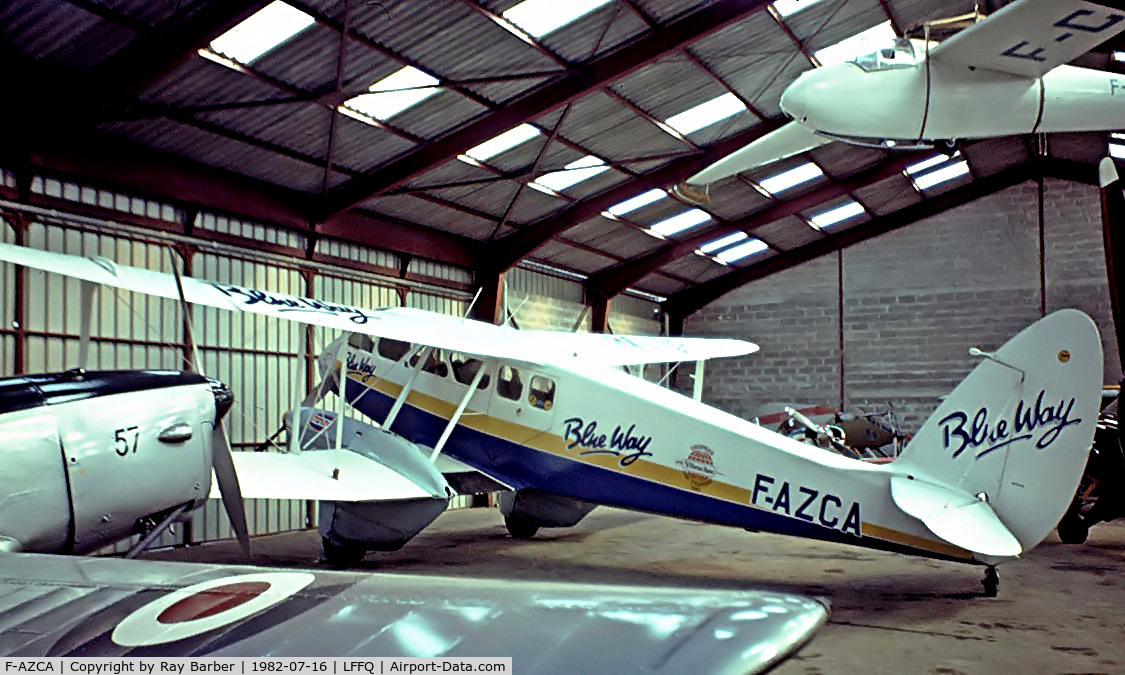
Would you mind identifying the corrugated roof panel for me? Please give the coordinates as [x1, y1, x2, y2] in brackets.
[690, 13, 805, 118]
[508, 186, 571, 224]
[425, 181, 519, 220]
[534, 2, 650, 63]
[688, 113, 762, 149]
[249, 22, 353, 93]
[786, 0, 883, 52]
[630, 0, 714, 23]
[963, 138, 1027, 177]
[852, 173, 922, 215]
[566, 222, 666, 259]
[1046, 132, 1108, 165]
[102, 118, 327, 193]
[347, 1, 559, 107]
[610, 55, 725, 122]
[703, 178, 773, 220]
[365, 194, 498, 240]
[558, 91, 688, 156]
[535, 240, 616, 273]
[142, 56, 288, 108]
[808, 143, 889, 178]
[196, 102, 331, 166]
[638, 273, 686, 295]
[484, 138, 581, 176]
[888, 0, 973, 33]
[1, 1, 133, 71]
[660, 254, 728, 282]
[388, 90, 491, 140]
[402, 159, 497, 191]
[560, 167, 633, 201]
[110, 0, 208, 26]
[330, 113, 420, 173]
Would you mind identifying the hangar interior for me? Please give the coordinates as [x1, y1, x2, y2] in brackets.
[0, 0, 1122, 553]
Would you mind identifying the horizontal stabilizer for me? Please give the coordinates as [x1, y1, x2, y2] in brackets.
[211, 450, 438, 502]
[890, 476, 1022, 558]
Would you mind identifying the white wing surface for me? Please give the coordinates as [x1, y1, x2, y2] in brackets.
[0, 242, 757, 366]
[929, 0, 1125, 78]
[682, 121, 830, 188]
[210, 450, 436, 502]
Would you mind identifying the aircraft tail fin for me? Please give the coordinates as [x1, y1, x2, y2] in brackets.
[890, 310, 1102, 557]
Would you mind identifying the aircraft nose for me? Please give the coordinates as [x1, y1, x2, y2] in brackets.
[779, 75, 810, 123]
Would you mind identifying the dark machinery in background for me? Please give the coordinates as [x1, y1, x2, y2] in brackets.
[1057, 389, 1125, 544]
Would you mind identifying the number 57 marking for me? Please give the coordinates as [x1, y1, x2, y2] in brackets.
[114, 426, 139, 456]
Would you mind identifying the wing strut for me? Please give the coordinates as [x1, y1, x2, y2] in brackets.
[384, 346, 432, 431]
[429, 360, 492, 462]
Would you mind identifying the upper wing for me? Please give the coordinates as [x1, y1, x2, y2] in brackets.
[0, 242, 757, 366]
[928, 0, 1125, 78]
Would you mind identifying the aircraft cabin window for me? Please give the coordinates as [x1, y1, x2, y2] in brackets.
[528, 375, 555, 411]
[497, 366, 523, 401]
[377, 337, 412, 362]
[410, 348, 449, 377]
[851, 39, 915, 72]
[348, 333, 374, 353]
[449, 352, 490, 390]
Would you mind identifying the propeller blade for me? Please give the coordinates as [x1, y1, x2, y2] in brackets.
[211, 421, 251, 557]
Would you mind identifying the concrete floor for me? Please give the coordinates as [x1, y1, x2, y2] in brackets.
[147, 506, 1125, 674]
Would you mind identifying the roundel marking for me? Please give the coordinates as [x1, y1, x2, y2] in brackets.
[112, 572, 315, 647]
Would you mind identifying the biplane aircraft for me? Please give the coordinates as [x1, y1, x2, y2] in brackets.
[677, 0, 1125, 201]
[0, 240, 1104, 596]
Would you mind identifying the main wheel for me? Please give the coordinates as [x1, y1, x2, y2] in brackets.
[321, 536, 366, 567]
[504, 514, 540, 539]
[1057, 512, 1090, 545]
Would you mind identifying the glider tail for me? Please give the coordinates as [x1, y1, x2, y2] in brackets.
[890, 310, 1102, 558]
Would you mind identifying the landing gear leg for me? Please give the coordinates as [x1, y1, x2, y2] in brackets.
[981, 565, 999, 597]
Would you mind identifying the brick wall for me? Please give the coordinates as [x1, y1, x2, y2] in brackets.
[685, 179, 1120, 433]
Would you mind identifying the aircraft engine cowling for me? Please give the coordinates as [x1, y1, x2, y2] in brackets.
[0, 370, 223, 554]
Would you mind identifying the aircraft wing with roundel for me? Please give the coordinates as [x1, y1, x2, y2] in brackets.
[0, 242, 757, 366]
[928, 0, 1125, 79]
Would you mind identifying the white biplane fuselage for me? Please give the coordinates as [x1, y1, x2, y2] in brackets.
[324, 313, 1097, 566]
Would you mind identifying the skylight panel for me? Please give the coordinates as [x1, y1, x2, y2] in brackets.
[344, 66, 440, 121]
[758, 162, 823, 196]
[531, 155, 609, 193]
[772, 0, 826, 18]
[906, 151, 961, 176]
[665, 93, 747, 136]
[208, 1, 315, 65]
[1109, 142, 1125, 160]
[716, 239, 769, 264]
[814, 21, 895, 67]
[605, 189, 666, 217]
[650, 209, 711, 237]
[462, 124, 541, 162]
[698, 231, 749, 254]
[809, 201, 865, 230]
[912, 160, 970, 190]
[503, 0, 613, 38]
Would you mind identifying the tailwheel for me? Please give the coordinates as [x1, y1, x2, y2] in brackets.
[504, 514, 540, 539]
[981, 566, 999, 598]
[321, 536, 367, 567]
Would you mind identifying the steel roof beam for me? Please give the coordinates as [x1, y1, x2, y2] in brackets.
[663, 162, 1036, 316]
[6, 135, 478, 268]
[311, 0, 773, 222]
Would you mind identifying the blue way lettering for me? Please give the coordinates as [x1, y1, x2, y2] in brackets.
[209, 283, 377, 324]
[939, 389, 1082, 460]
[562, 417, 653, 467]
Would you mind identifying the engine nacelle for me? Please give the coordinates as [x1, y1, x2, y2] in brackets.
[0, 370, 224, 554]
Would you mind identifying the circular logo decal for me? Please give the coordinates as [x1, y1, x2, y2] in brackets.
[112, 572, 315, 647]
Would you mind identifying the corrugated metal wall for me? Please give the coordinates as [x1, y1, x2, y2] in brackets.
[506, 264, 662, 337]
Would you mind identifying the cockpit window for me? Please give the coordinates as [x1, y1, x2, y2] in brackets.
[377, 337, 411, 362]
[410, 348, 448, 378]
[449, 352, 491, 390]
[851, 39, 916, 72]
